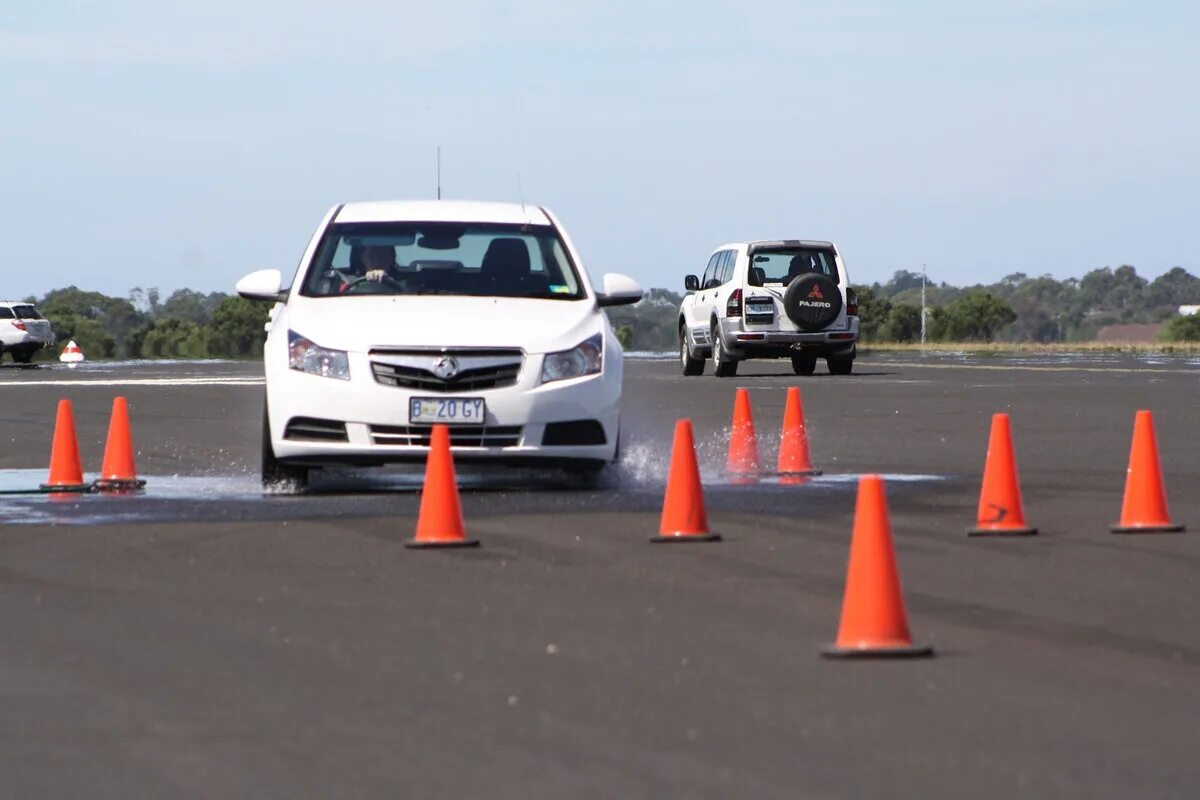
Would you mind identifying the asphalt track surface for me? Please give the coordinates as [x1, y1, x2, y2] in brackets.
[1, 353, 1198, 798]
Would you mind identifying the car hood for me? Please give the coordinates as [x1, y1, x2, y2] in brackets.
[283, 295, 602, 353]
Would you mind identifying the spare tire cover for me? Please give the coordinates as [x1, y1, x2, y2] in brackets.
[783, 274, 843, 331]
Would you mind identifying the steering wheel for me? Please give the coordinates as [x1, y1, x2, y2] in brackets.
[338, 273, 407, 294]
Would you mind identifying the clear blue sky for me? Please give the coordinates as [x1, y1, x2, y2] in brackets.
[4, 1, 1198, 299]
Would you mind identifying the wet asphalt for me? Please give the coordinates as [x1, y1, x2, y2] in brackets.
[0, 353, 1198, 798]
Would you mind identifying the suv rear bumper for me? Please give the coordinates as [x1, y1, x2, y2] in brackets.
[715, 321, 858, 358]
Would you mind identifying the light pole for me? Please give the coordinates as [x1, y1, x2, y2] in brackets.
[920, 264, 927, 346]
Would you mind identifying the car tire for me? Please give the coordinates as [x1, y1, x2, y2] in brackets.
[261, 402, 309, 491]
[711, 323, 738, 377]
[782, 274, 843, 331]
[11, 346, 35, 364]
[679, 324, 705, 376]
[827, 356, 854, 375]
[791, 353, 817, 376]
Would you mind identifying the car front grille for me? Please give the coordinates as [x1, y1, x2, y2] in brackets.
[369, 348, 524, 393]
[369, 425, 523, 448]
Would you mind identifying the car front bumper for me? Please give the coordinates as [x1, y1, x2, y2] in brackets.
[266, 350, 621, 467]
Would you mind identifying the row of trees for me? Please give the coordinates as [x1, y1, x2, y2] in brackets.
[30, 287, 269, 360]
[20, 263, 1200, 360]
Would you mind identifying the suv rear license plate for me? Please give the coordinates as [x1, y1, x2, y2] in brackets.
[409, 397, 486, 425]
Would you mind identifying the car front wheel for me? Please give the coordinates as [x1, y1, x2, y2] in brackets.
[679, 325, 705, 376]
[827, 356, 854, 375]
[261, 403, 309, 491]
[712, 324, 738, 377]
[792, 353, 817, 376]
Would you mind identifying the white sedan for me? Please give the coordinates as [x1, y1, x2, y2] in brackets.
[237, 200, 642, 489]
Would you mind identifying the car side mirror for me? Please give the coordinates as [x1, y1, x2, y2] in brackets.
[596, 272, 643, 307]
[236, 269, 287, 302]
[684, 274, 699, 292]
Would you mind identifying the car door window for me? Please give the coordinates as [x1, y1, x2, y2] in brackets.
[701, 253, 722, 289]
[718, 250, 736, 285]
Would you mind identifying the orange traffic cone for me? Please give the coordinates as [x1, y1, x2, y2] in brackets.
[406, 425, 479, 548]
[823, 475, 933, 658]
[95, 396, 147, 491]
[777, 387, 821, 480]
[1111, 410, 1184, 534]
[42, 398, 90, 492]
[653, 419, 721, 543]
[968, 413, 1037, 536]
[726, 388, 760, 480]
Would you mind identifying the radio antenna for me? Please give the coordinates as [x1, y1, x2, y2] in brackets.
[436, 146, 442, 200]
[517, 172, 526, 215]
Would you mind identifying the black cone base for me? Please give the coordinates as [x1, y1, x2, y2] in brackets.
[650, 532, 722, 543]
[821, 643, 935, 659]
[968, 525, 1038, 537]
[1110, 523, 1185, 534]
[404, 538, 481, 549]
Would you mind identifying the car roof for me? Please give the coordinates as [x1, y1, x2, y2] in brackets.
[334, 200, 552, 226]
[748, 239, 835, 249]
[0, 301, 37, 306]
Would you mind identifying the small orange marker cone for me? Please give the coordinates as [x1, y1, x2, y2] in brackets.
[823, 475, 933, 658]
[777, 387, 821, 480]
[726, 388, 760, 480]
[653, 419, 721, 543]
[95, 396, 147, 491]
[42, 398, 90, 492]
[968, 413, 1036, 536]
[1111, 410, 1184, 534]
[406, 424, 479, 548]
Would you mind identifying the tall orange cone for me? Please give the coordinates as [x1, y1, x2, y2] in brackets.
[42, 398, 90, 492]
[726, 388, 760, 480]
[968, 413, 1037, 536]
[777, 387, 821, 480]
[1111, 410, 1184, 533]
[823, 475, 933, 658]
[406, 424, 479, 548]
[653, 419, 721, 543]
[95, 396, 147, 491]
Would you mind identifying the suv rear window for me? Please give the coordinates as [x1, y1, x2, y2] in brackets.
[0, 307, 13, 319]
[13, 306, 42, 320]
[748, 248, 839, 287]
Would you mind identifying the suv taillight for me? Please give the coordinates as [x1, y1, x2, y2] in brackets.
[726, 288, 742, 318]
[846, 289, 859, 317]
[11, 320, 26, 331]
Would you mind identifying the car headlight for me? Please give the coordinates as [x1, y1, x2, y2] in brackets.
[288, 330, 350, 380]
[541, 333, 603, 384]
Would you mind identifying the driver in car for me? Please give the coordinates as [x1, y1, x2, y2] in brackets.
[362, 245, 405, 283]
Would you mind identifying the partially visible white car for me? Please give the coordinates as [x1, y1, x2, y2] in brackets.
[0, 302, 55, 363]
[237, 200, 642, 489]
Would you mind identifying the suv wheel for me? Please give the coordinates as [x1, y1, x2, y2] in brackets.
[10, 346, 35, 364]
[827, 356, 854, 376]
[679, 324, 704, 376]
[791, 353, 817, 376]
[711, 323, 738, 377]
[261, 403, 309, 491]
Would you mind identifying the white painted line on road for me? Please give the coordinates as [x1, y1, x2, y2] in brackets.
[861, 360, 1200, 375]
[0, 377, 264, 388]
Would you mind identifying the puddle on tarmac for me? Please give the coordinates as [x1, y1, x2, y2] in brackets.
[0, 465, 948, 527]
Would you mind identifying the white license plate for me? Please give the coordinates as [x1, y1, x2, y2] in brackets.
[409, 397, 486, 425]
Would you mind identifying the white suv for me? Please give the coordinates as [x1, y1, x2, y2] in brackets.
[0, 302, 55, 363]
[677, 240, 859, 377]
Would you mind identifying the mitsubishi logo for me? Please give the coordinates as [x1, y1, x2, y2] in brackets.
[808, 285, 824, 299]
[432, 355, 459, 379]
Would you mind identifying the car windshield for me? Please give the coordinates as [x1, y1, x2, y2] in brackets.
[301, 222, 586, 300]
[747, 248, 839, 287]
